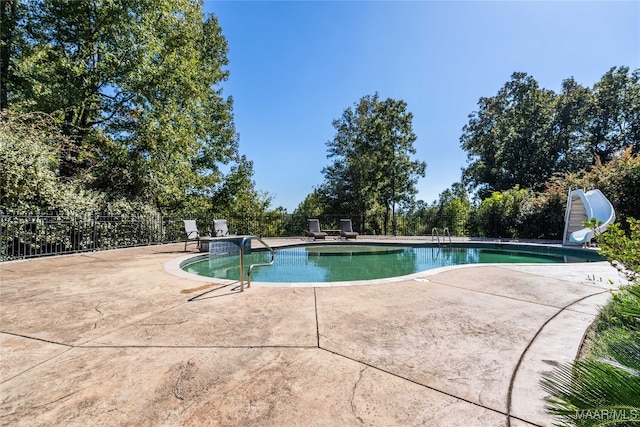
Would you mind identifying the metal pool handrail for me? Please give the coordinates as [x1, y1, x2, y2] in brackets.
[203, 235, 275, 291]
[431, 227, 440, 244]
[245, 236, 275, 290]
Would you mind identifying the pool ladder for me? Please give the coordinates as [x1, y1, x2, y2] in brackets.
[431, 227, 452, 246]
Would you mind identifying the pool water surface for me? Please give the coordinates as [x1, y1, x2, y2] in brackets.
[181, 244, 604, 283]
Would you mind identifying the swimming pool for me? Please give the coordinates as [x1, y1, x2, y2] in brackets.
[180, 243, 605, 283]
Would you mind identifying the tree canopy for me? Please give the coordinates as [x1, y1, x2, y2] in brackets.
[2, 0, 240, 212]
[317, 93, 426, 231]
[461, 67, 640, 199]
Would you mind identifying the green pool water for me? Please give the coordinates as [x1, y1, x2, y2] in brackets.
[180, 243, 604, 283]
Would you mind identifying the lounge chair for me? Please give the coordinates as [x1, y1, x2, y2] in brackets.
[339, 219, 359, 239]
[306, 219, 328, 240]
[183, 219, 201, 251]
[213, 219, 230, 237]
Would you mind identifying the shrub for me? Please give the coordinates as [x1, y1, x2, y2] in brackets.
[541, 218, 640, 426]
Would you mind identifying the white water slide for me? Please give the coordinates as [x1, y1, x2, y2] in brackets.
[563, 189, 616, 245]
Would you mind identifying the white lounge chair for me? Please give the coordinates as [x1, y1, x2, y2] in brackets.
[183, 220, 201, 251]
[213, 219, 230, 237]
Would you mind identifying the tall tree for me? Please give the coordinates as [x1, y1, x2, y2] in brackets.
[321, 93, 426, 233]
[7, 0, 237, 210]
[588, 66, 640, 162]
[210, 155, 272, 217]
[549, 77, 592, 173]
[461, 72, 557, 198]
[461, 68, 640, 200]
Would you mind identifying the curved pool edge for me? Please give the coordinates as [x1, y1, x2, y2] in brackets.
[164, 253, 239, 285]
[164, 240, 610, 288]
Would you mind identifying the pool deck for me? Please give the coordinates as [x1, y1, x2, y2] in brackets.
[0, 237, 629, 426]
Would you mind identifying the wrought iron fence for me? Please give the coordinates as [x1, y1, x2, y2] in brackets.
[0, 212, 185, 261]
[1, 210, 562, 261]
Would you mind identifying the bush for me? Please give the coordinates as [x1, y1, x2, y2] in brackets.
[541, 218, 640, 426]
[473, 186, 529, 238]
[0, 112, 65, 211]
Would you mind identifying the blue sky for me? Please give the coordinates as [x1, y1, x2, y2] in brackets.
[203, 1, 640, 211]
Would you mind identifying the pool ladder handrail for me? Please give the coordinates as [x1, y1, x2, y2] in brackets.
[431, 227, 452, 246]
[244, 236, 275, 290]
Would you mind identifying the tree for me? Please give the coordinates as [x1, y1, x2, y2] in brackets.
[472, 186, 530, 238]
[0, 111, 65, 210]
[461, 72, 556, 198]
[433, 183, 472, 236]
[320, 93, 426, 234]
[0, 110, 107, 213]
[209, 155, 273, 233]
[292, 190, 327, 235]
[549, 77, 592, 173]
[588, 66, 640, 162]
[461, 68, 640, 200]
[6, 0, 238, 210]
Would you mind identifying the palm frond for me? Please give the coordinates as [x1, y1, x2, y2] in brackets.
[541, 336, 640, 427]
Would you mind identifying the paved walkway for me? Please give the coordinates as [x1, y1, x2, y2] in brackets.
[0, 239, 627, 426]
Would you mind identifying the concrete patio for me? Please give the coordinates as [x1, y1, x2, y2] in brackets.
[0, 238, 627, 426]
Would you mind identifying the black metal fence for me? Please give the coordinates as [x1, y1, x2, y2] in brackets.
[0, 212, 184, 261]
[1, 210, 562, 261]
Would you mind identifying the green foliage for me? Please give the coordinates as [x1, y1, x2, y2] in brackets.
[6, 0, 239, 211]
[595, 286, 640, 334]
[542, 282, 640, 426]
[292, 190, 329, 234]
[540, 336, 640, 427]
[0, 111, 63, 210]
[587, 149, 640, 229]
[403, 183, 471, 236]
[597, 218, 640, 281]
[589, 67, 640, 161]
[472, 186, 530, 238]
[541, 218, 640, 426]
[0, 0, 21, 109]
[461, 72, 558, 197]
[461, 67, 640, 198]
[209, 156, 273, 229]
[319, 93, 426, 234]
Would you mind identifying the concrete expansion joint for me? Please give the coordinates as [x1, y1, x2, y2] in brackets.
[1, 331, 71, 349]
[318, 345, 509, 419]
[427, 277, 606, 311]
[505, 290, 610, 425]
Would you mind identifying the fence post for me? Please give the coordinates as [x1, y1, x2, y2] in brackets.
[92, 212, 98, 252]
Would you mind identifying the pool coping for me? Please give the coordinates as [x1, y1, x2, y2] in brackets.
[164, 239, 607, 288]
